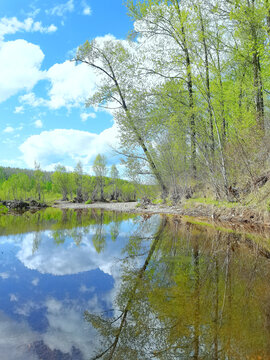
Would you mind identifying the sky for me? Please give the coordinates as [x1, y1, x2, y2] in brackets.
[0, 0, 133, 173]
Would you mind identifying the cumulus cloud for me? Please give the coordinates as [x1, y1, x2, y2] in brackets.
[14, 106, 24, 114]
[46, 61, 96, 109]
[3, 126, 14, 133]
[0, 311, 40, 360]
[19, 92, 47, 107]
[34, 120, 43, 128]
[32, 278, 39, 286]
[19, 125, 119, 169]
[0, 272, 9, 279]
[0, 306, 96, 360]
[46, 0, 74, 16]
[82, 1, 92, 16]
[20, 61, 96, 110]
[80, 112, 96, 122]
[15, 226, 130, 276]
[43, 298, 98, 358]
[0, 39, 45, 103]
[10, 294, 18, 302]
[17, 35, 129, 112]
[83, 6, 91, 15]
[0, 16, 57, 40]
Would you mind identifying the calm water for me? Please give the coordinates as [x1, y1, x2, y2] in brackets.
[1, 208, 270, 359]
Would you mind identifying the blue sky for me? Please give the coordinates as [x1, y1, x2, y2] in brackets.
[0, 0, 133, 173]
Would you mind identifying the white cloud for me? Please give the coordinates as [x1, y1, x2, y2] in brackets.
[20, 61, 96, 110]
[0, 16, 57, 40]
[17, 35, 131, 112]
[0, 311, 40, 360]
[32, 22, 57, 33]
[3, 126, 14, 133]
[19, 125, 119, 168]
[19, 92, 47, 107]
[83, 7, 91, 15]
[15, 228, 130, 276]
[34, 120, 43, 128]
[80, 284, 95, 293]
[14, 106, 24, 114]
[0, 39, 45, 103]
[82, 1, 92, 16]
[0, 305, 96, 359]
[46, 61, 96, 109]
[32, 278, 39, 286]
[0, 272, 9, 279]
[47, 0, 74, 16]
[10, 294, 18, 302]
[80, 112, 96, 122]
[26, 8, 41, 18]
[43, 298, 97, 358]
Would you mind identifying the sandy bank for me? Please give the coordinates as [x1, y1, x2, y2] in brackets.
[52, 201, 178, 214]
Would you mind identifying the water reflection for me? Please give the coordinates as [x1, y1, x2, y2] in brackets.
[0, 208, 140, 360]
[1, 209, 270, 359]
[86, 217, 270, 360]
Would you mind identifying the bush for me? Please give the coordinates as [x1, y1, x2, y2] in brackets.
[0, 204, 8, 214]
[152, 198, 163, 205]
[85, 199, 92, 204]
[166, 199, 173, 206]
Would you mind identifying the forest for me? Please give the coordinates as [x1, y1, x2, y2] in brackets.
[73, 0, 270, 207]
[0, 155, 139, 203]
[3, 0, 270, 209]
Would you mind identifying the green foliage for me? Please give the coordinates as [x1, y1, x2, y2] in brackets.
[0, 163, 141, 204]
[52, 165, 74, 201]
[93, 154, 107, 201]
[75, 0, 270, 203]
[0, 205, 8, 214]
[0, 207, 137, 237]
[152, 198, 163, 205]
[184, 197, 239, 209]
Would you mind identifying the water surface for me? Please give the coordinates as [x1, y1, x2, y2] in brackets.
[1, 208, 270, 359]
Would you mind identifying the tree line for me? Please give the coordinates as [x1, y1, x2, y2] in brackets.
[75, 0, 270, 202]
[0, 155, 138, 203]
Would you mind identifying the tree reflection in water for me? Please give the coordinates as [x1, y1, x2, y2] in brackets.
[85, 217, 270, 360]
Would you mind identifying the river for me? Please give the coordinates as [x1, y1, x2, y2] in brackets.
[0, 207, 269, 359]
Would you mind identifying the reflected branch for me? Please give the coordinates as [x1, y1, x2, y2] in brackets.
[87, 217, 167, 360]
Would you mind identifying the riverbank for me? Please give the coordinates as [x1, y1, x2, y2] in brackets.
[53, 200, 270, 229]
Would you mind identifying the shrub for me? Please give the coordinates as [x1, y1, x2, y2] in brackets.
[0, 204, 8, 214]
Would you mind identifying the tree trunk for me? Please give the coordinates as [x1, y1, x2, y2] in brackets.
[174, 1, 197, 178]
[89, 217, 167, 360]
[216, 30, 226, 141]
[197, 5, 215, 156]
[266, 0, 270, 38]
[249, 0, 265, 130]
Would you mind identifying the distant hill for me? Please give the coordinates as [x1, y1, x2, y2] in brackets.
[0, 166, 53, 181]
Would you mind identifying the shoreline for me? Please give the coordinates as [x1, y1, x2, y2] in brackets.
[53, 200, 270, 232]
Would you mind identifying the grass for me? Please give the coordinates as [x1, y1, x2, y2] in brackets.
[183, 215, 234, 233]
[184, 197, 239, 209]
[183, 215, 270, 250]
